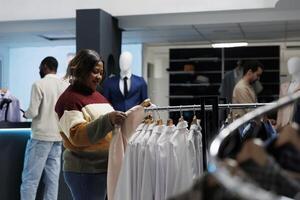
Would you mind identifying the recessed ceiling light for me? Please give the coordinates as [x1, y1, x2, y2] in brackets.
[211, 42, 248, 48]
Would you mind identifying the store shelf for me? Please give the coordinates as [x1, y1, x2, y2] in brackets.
[169, 95, 223, 99]
[169, 46, 280, 109]
[170, 57, 220, 62]
[170, 83, 220, 87]
[224, 57, 279, 61]
[168, 71, 222, 74]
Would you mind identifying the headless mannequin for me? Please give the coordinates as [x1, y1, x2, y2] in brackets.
[276, 57, 300, 130]
[287, 57, 300, 92]
[102, 51, 148, 112]
[119, 51, 133, 96]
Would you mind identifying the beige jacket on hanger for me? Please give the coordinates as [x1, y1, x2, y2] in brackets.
[276, 82, 300, 130]
[107, 105, 145, 200]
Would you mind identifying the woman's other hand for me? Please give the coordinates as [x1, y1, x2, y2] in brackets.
[109, 111, 127, 125]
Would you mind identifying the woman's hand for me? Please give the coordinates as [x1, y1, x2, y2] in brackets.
[109, 111, 127, 125]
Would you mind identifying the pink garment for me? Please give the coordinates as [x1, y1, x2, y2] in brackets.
[107, 105, 145, 200]
[276, 82, 300, 130]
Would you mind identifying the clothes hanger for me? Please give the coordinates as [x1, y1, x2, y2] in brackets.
[0, 88, 8, 96]
[155, 113, 163, 126]
[225, 105, 233, 125]
[178, 105, 184, 122]
[153, 108, 163, 125]
[167, 119, 174, 126]
[236, 139, 268, 167]
[141, 98, 151, 108]
[166, 106, 174, 126]
[191, 105, 197, 125]
[276, 122, 300, 151]
[143, 113, 154, 124]
[141, 98, 154, 124]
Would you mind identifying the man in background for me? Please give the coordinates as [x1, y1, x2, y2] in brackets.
[20, 57, 67, 200]
[232, 60, 264, 120]
[219, 60, 263, 103]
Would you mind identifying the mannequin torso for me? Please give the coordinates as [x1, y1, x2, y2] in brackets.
[102, 51, 148, 112]
[276, 57, 300, 130]
[287, 57, 300, 93]
[119, 51, 133, 96]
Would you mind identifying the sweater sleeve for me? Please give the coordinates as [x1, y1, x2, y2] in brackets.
[25, 83, 42, 119]
[58, 109, 113, 147]
[86, 113, 113, 144]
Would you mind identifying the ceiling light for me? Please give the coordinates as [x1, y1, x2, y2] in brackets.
[211, 42, 248, 48]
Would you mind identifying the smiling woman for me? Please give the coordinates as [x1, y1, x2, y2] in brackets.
[55, 49, 127, 200]
[68, 50, 104, 92]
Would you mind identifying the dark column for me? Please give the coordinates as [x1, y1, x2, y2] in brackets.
[76, 9, 122, 76]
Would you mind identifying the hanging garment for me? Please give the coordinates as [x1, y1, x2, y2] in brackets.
[241, 120, 277, 142]
[165, 120, 194, 199]
[276, 81, 300, 130]
[0, 90, 21, 122]
[107, 105, 144, 200]
[140, 124, 165, 200]
[265, 136, 300, 173]
[114, 123, 148, 200]
[168, 173, 243, 200]
[116, 119, 198, 200]
[293, 101, 300, 124]
[239, 158, 300, 198]
[136, 123, 156, 200]
[187, 122, 203, 179]
[155, 125, 176, 200]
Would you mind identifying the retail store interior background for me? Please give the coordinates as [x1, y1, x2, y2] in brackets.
[1, 0, 300, 199]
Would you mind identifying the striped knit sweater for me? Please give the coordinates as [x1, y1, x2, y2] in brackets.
[55, 83, 114, 173]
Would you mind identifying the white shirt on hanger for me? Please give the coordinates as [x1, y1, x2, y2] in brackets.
[187, 122, 203, 179]
[140, 124, 165, 200]
[155, 125, 175, 200]
[136, 123, 155, 200]
[165, 120, 194, 199]
[114, 123, 145, 200]
[107, 105, 144, 200]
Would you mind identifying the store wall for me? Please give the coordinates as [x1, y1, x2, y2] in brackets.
[8, 46, 75, 109]
[1, 43, 142, 111]
[0, 47, 10, 89]
[122, 44, 142, 76]
[143, 45, 171, 121]
[280, 45, 300, 82]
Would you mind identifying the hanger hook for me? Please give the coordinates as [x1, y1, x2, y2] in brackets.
[155, 109, 161, 120]
[193, 104, 196, 117]
[180, 105, 183, 118]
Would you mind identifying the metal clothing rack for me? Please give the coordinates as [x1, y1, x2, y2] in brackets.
[144, 103, 274, 112]
[209, 91, 300, 200]
[145, 100, 275, 170]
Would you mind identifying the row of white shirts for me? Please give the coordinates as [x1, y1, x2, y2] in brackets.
[114, 120, 203, 200]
